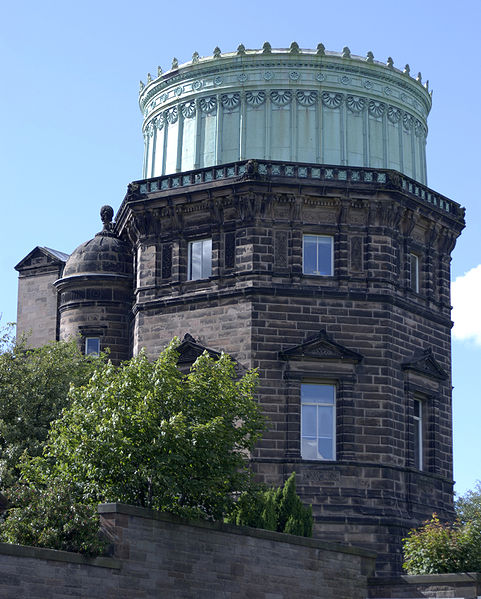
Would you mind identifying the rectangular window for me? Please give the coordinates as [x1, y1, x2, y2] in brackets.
[85, 337, 100, 356]
[188, 238, 212, 280]
[303, 235, 333, 276]
[301, 383, 336, 460]
[409, 253, 419, 293]
[413, 398, 423, 470]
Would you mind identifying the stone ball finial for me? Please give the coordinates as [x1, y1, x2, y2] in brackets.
[342, 46, 351, 58]
[100, 205, 114, 228]
[366, 51, 374, 63]
[316, 43, 325, 56]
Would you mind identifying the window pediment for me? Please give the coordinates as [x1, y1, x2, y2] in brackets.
[402, 348, 448, 381]
[279, 330, 363, 363]
[176, 333, 221, 364]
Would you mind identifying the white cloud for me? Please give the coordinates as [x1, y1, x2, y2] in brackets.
[452, 264, 481, 345]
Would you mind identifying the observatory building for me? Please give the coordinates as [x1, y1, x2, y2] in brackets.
[15, 44, 465, 573]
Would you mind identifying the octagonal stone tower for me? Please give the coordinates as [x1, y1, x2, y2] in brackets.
[113, 44, 464, 575]
[140, 44, 430, 184]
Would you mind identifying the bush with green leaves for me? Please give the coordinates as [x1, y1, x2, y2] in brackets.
[403, 514, 481, 574]
[1, 479, 106, 555]
[0, 335, 105, 493]
[232, 472, 313, 537]
[1, 340, 265, 553]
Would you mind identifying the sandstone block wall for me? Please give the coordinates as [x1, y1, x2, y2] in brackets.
[0, 503, 377, 599]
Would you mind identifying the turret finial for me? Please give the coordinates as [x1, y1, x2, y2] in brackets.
[289, 41, 300, 54]
[262, 41, 272, 54]
[100, 205, 114, 231]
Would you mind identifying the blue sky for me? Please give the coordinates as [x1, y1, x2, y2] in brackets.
[1, 0, 480, 496]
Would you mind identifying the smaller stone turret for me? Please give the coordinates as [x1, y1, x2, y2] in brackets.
[54, 206, 133, 362]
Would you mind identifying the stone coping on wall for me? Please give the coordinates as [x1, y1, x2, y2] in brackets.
[368, 572, 481, 585]
[0, 541, 120, 569]
[98, 502, 378, 559]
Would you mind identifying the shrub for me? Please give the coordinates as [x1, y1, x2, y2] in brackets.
[403, 514, 481, 574]
[0, 480, 106, 556]
[232, 472, 313, 537]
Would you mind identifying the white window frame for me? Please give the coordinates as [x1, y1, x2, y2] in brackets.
[301, 383, 336, 461]
[409, 253, 419, 293]
[413, 397, 423, 470]
[85, 337, 100, 356]
[188, 238, 212, 281]
[302, 234, 333, 276]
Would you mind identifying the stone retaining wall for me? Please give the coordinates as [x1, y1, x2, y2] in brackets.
[0, 502, 376, 598]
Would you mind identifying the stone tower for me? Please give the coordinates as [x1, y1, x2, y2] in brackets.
[16, 44, 465, 574]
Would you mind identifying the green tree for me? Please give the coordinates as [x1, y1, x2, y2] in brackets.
[0, 337, 104, 493]
[233, 472, 313, 537]
[403, 514, 481, 574]
[456, 481, 481, 524]
[1, 341, 265, 553]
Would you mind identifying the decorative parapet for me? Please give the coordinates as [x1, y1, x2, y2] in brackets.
[118, 159, 464, 222]
[139, 45, 432, 184]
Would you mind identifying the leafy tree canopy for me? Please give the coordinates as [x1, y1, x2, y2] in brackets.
[456, 481, 481, 524]
[403, 514, 481, 574]
[0, 334, 105, 492]
[1, 340, 265, 554]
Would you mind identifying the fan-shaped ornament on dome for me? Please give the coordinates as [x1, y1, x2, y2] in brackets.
[246, 90, 266, 106]
[199, 96, 217, 114]
[296, 90, 318, 106]
[271, 90, 292, 106]
[181, 101, 196, 119]
[322, 92, 343, 109]
[368, 100, 385, 118]
[347, 95, 366, 113]
[221, 93, 240, 110]
[387, 106, 401, 124]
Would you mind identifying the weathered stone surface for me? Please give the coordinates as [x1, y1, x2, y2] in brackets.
[0, 503, 377, 598]
[114, 168, 464, 574]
